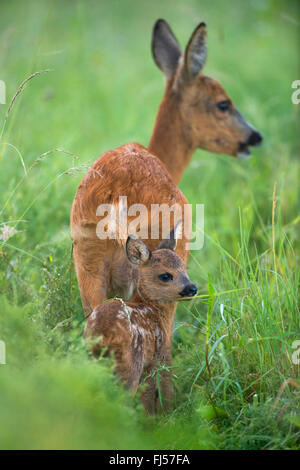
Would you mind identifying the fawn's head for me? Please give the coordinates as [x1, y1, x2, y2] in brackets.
[152, 19, 262, 159]
[126, 222, 197, 304]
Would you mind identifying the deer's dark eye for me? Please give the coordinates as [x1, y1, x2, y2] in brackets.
[217, 101, 230, 112]
[158, 273, 173, 282]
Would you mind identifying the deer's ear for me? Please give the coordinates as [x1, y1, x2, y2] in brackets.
[152, 19, 182, 79]
[183, 22, 207, 82]
[157, 220, 182, 251]
[126, 235, 150, 265]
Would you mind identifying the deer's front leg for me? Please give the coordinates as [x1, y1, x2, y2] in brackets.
[140, 370, 156, 414]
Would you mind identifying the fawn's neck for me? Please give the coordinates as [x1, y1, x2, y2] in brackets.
[148, 82, 194, 185]
[132, 289, 177, 345]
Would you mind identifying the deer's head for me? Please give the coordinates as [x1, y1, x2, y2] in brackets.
[152, 19, 262, 159]
[126, 222, 197, 303]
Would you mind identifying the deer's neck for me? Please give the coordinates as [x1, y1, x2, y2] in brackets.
[148, 85, 194, 185]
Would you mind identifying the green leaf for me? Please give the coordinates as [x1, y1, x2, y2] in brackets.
[286, 415, 300, 429]
[196, 405, 228, 421]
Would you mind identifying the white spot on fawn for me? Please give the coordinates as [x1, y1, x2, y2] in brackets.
[90, 309, 97, 321]
[155, 326, 163, 349]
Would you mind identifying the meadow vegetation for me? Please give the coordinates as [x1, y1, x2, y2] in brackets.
[0, 0, 299, 449]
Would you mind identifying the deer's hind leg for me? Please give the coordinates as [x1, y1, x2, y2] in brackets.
[115, 337, 144, 394]
[140, 372, 156, 414]
[72, 237, 111, 316]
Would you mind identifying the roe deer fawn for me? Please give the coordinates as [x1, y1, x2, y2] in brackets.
[71, 20, 263, 317]
[86, 223, 197, 413]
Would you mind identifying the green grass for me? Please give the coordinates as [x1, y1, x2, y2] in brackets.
[0, 0, 299, 450]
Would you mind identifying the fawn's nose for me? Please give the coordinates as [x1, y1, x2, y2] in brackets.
[247, 131, 263, 147]
[179, 283, 198, 298]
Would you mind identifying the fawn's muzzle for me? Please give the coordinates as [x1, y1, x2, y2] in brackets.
[179, 283, 198, 298]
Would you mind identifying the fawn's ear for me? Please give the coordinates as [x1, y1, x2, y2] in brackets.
[152, 19, 182, 79]
[126, 235, 150, 265]
[157, 220, 182, 251]
[183, 22, 207, 82]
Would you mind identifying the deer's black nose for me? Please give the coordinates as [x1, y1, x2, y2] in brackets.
[180, 283, 198, 298]
[247, 131, 263, 147]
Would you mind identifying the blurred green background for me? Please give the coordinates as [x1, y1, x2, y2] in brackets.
[0, 0, 299, 449]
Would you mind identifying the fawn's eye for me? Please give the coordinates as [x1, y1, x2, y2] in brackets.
[158, 273, 173, 282]
[217, 101, 230, 112]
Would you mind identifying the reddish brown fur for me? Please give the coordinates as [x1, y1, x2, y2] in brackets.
[85, 243, 196, 413]
[149, 74, 254, 184]
[71, 143, 190, 316]
[70, 21, 262, 410]
[149, 21, 262, 184]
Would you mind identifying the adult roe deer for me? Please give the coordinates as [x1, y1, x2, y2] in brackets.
[71, 19, 263, 313]
[86, 224, 197, 413]
[149, 19, 262, 184]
